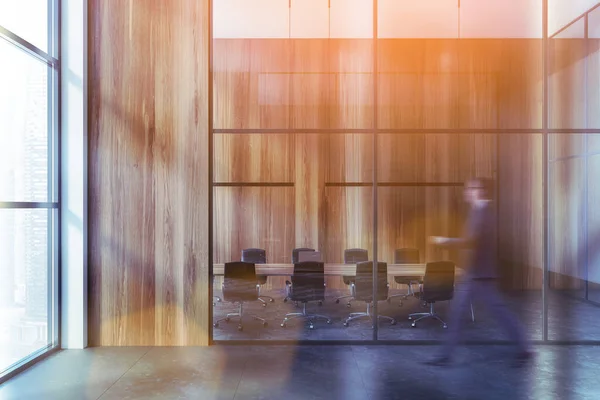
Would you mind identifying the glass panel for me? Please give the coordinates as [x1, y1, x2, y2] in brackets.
[375, 133, 542, 341]
[329, 0, 373, 39]
[588, 154, 600, 305]
[0, 208, 51, 373]
[0, 39, 49, 202]
[212, 133, 374, 341]
[460, 0, 542, 38]
[549, 0, 599, 37]
[0, 0, 49, 53]
[290, 0, 329, 38]
[377, 0, 458, 39]
[497, 133, 543, 341]
[549, 17, 586, 130]
[212, 0, 289, 39]
[213, 37, 373, 130]
[547, 133, 600, 340]
[588, 8, 600, 128]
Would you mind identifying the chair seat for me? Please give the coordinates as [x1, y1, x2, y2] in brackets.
[414, 291, 452, 303]
[394, 276, 422, 284]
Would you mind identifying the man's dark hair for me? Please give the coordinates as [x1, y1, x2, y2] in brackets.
[467, 177, 494, 200]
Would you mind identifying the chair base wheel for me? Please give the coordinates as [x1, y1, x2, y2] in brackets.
[262, 303, 267, 307]
[442, 324, 448, 329]
[237, 325, 243, 331]
[408, 316, 412, 320]
[263, 322, 268, 327]
[335, 299, 340, 304]
[225, 317, 230, 322]
[411, 322, 416, 327]
[391, 320, 397, 325]
[213, 323, 219, 328]
[346, 303, 351, 308]
[281, 323, 286, 328]
[283, 298, 288, 303]
[308, 324, 314, 329]
[343, 322, 349, 327]
[326, 320, 332, 324]
[318, 301, 322, 306]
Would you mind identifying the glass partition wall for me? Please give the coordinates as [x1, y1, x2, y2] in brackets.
[0, 1, 60, 380]
[210, 0, 599, 343]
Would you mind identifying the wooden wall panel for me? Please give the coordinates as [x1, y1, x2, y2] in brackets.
[327, 134, 373, 183]
[213, 134, 294, 183]
[377, 135, 425, 182]
[89, 0, 210, 346]
[329, 40, 373, 129]
[213, 40, 290, 129]
[498, 135, 543, 290]
[295, 134, 326, 249]
[213, 187, 295, 265]
[322, 187, 373, 263]
[377, 40, 459, 129]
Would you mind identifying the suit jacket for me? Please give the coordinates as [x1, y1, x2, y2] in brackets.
[443, 201, 498, 279]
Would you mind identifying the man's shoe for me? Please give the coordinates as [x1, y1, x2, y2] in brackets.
[423, 356, 452, 367]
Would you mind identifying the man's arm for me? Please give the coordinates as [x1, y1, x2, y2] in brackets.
[430, 207, 485, 249]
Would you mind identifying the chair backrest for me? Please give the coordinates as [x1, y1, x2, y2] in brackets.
[290, 261, 325, 302]
[394, 248, 420, 264]
[292, 247, 315, 263]
[422, 261, 455, 302]
[354, 261, 389, 302]
[344, 248, 368, 264]
[298, 250, 322, 262]
[241, 248, 266, 264]
[222, 261, 258, 302]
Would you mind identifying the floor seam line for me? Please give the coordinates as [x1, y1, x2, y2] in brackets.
[232, 353, 249, 400]
[350, 345, 368, 394]
[95, 347, 152, 400]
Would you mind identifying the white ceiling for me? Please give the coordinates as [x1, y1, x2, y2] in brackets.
[212, 0, 599, 39]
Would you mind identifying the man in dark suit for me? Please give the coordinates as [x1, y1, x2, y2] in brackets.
[426, 177, 533, 367]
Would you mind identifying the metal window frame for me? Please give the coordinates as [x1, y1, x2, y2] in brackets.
[0, 0, 61, 384]
[208, 0, 600, 346]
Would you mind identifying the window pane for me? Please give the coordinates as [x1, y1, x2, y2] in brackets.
[0, 0, 49, 53]
[0, 208, 51, 374]
[0, 39, 49, 202]
[460, 0, 542, 38]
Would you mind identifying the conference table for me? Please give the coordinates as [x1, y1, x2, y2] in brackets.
[212, 263, 465, 278]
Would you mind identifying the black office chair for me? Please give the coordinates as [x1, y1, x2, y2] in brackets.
[281, 261, 331, 329]
[241, 248, 274, 307]
[286, 248, 316, 305]
[292, 247, 315, 263]
[335, 248, 368, 307]
[408, 261, 455, 328]
[212, 276, 222, 306]
[343, 261, 396, 327]
[388, 248, 422, 306]
[213, 262, 267, 331]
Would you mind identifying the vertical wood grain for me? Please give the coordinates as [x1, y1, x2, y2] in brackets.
[89, 0, 209, 346]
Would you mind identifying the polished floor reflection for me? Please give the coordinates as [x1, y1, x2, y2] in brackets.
[1, 345, 599, 399]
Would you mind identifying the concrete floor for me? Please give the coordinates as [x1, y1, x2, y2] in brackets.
[0, 344, 599, 400]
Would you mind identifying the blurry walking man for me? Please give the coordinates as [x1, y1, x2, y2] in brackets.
[426, 177, 533, 367]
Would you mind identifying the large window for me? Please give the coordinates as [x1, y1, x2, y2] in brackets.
[0, 1, 59, 379]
